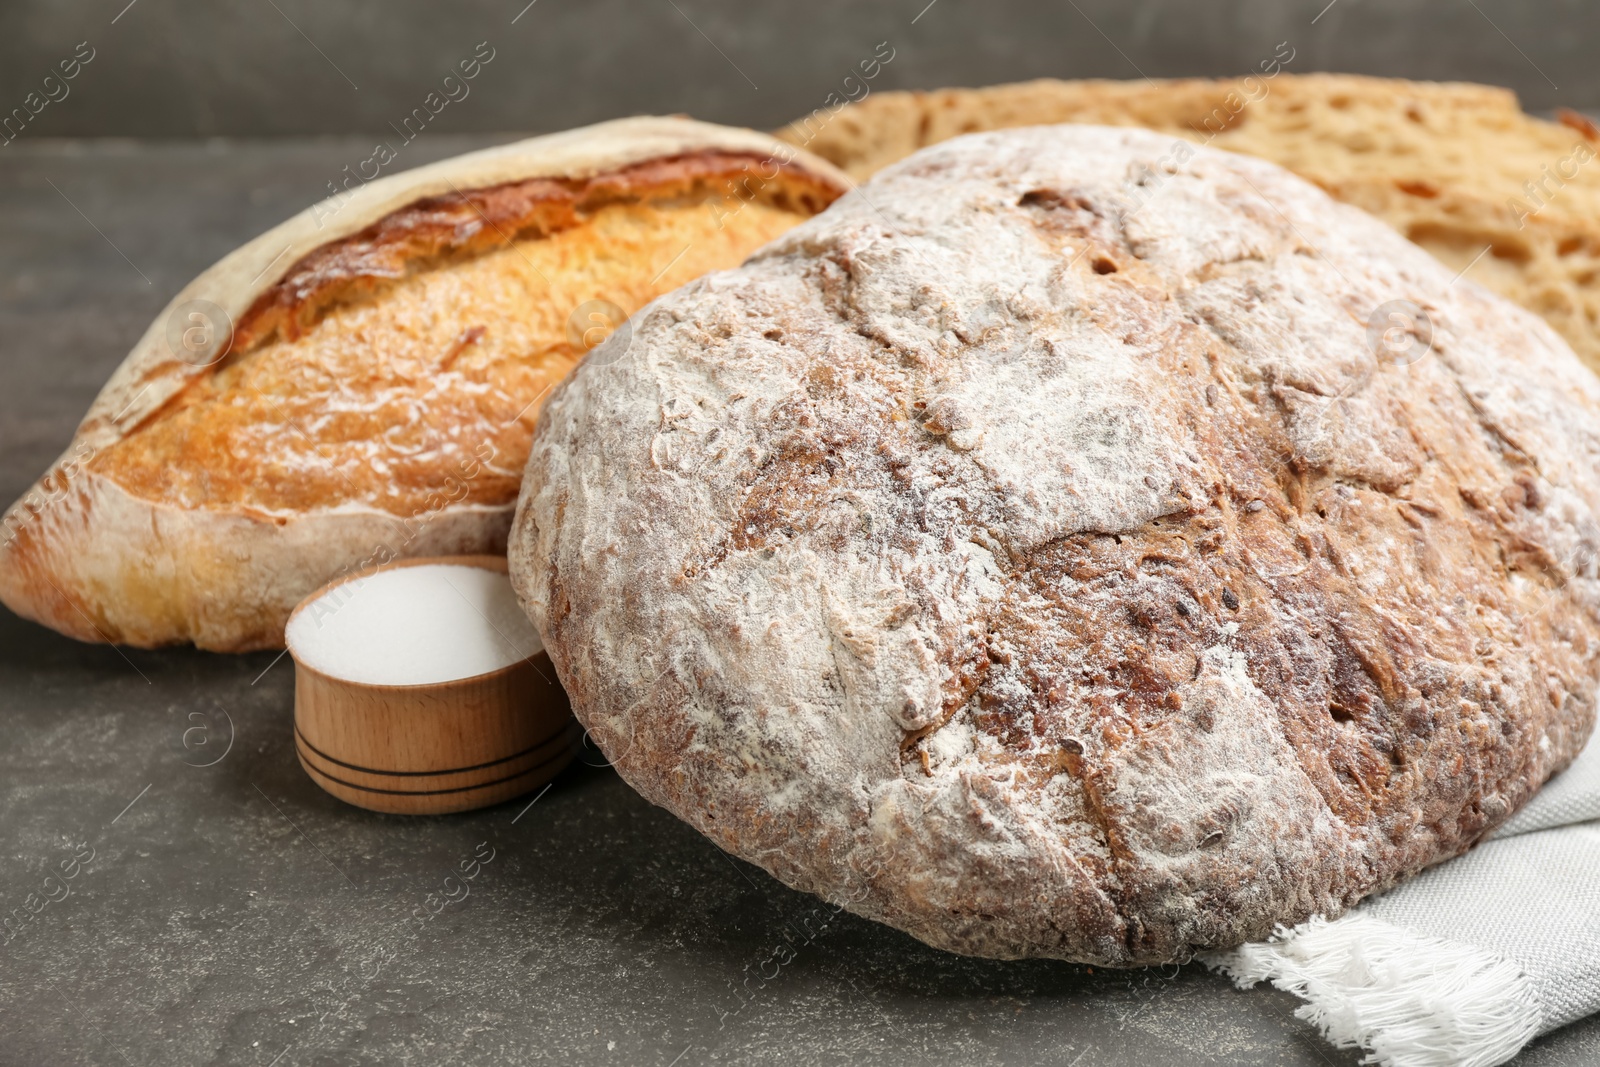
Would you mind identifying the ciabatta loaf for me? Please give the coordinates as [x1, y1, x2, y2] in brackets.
[0, 117, 847, 651]
[511, 126, 1600, 965]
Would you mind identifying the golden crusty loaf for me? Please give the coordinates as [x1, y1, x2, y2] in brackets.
[0, 116, 848, 651]
[777, 74, 1600, 371]
[511, 126, 1600, 964]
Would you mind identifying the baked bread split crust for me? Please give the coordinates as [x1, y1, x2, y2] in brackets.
[0, 117, 848, 650]
[512, 126, 1600, 965]
[778, 73, 1600, 373]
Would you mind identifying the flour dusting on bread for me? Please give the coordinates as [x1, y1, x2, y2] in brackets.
[512, 126, 1600, 965]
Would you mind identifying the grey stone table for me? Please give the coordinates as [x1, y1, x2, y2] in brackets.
[2, 136, 1596, 1067]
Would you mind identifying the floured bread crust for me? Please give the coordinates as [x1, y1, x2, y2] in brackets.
[777, 74, 1600, 372]
[0, 117, 848, 650]
[511, 126, 1600, 964]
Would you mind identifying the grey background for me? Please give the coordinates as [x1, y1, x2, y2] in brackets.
[0, 0, 1592, 142]
[3, 2, 1597, 1065]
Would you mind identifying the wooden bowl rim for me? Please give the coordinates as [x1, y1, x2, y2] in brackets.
[286, 554, 546, 695]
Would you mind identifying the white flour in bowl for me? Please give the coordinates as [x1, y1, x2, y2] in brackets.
[286, 564, 541, 686]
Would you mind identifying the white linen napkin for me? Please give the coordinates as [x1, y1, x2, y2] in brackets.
[1207, 730, 1600, 1067]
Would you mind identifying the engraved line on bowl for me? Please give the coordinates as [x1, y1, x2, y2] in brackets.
[294, 719, 577, 778]
[298, 747, 571, 798]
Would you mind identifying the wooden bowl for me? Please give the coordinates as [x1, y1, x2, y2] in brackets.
[286, 555, 578, 815]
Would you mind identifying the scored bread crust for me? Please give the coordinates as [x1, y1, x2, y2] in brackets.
[0, 116, 849, 651]
[511, 126, 1600, 965]
[777, 73, 1600, 373]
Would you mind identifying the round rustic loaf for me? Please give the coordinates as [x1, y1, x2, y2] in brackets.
[510, 125, 1600, 965]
